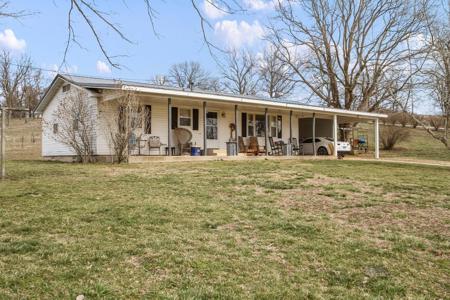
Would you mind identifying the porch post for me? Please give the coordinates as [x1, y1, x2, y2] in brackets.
[375, 118, 380, 159]
[265, 108, 268, 156]
[167, 98, 172, 156]
[289, 110, 292, 142]
[203, 101, 207, 156]
[312, 113, 316, 156]
[333, 114, 338, 158]
[1, 107, 5, 179]
[235, 104, 239, 154]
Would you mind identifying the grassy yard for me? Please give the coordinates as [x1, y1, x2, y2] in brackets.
[361, 123, 450, 162]
[0, 160, 449, 299]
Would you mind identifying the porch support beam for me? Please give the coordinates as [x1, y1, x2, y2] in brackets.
[289, 110, 292, 142]
[333, 114, 338, 158]
[203, 101, 207, 156]
[312, 113, 316, 156]
[235, 105, 239, 154]
[374, 118, 380, 159]
[167, 98, 172, 156]
[265, 108, 268, 156]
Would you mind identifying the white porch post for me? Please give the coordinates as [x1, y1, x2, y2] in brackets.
[265, 108, 268, 156]
[289, 110, 292, 142]
[203, 101, 207, 156]
[333, 114, 338, 158]
[235, 105, 239, 154]
[375, 118, 380, 159]
[1, 107, 5, 179]
[167, 98, 172, 156]
[312, 113, 316, 156]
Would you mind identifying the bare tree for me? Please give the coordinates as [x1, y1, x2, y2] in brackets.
[222, 50, 259, 95]
[47, 90, 95, 163]
[269, 0, 426, 111]
[151, 74, 170, 86]
[102, 92, 142, 163]
[168, 61, 213, 90]
[258, 48, 295, 98]
[0, 52, 44, 119]
[0, 51, 31, 108]
[396, 1, 450, 149]
[0, 1, 29, 19]
[21, 68, 44, 115]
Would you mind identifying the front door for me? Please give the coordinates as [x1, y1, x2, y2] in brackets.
[206, 111, 219, 149]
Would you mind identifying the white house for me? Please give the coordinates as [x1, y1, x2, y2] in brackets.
[35, 74, 387, 161]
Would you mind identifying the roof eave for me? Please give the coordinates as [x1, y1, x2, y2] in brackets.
[122, 85, 388, 119]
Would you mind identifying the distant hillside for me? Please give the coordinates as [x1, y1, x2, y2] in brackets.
[3, 118, 41, 160]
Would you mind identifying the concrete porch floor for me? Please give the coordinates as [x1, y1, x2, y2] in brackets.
[128, 154, 337, 163]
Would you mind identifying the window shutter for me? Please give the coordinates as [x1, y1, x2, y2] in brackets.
[145, 105, 152, 134]
[241, 113, 247, 137]
[192, 108, 199, 130]
[277, 115, 282, 138]
[171, 107, 178, 129]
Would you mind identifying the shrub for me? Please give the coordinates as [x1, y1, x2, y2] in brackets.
[428, 115, 444, 131]
[380, 126, 410, 150]
[409, 114, 421, 128]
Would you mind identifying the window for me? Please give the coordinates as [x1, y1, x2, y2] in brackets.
[245, 113, 266, 137]
[270, 116, 277, 137]
[269, 115, 282, 138]
[277, 115, 282, 138]
[247, 113, 254, 136]
[206, 112, 218, 139]
[130, 106, 142, 129]
[179, 108, 191, 127]
[53, 123, 58, 134]
[144, 105, 151, 134]
[255, 114, 265, 137]
[62, 84, 70, 92]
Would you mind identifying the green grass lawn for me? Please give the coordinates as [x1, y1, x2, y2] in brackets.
[361, 123, 450, 161]
[1, 160, 449, 299]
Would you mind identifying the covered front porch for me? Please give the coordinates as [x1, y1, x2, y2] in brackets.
[124, 90, 382, 160]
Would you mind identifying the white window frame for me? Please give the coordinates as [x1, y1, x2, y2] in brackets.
[178, 107, 192, 128]
[247, 113, 255, 136]
[269, 114, 282, 138]
[206, 111, 218, 140]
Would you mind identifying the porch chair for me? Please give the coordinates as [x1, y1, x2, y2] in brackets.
[148, 136, 162, 155]
[289, 137, 303, 155]
[269, 136, 283, 155]
[174, 128, 192, 155]
[238, 136, 247, 153]
[137, 134, 151, 155]
[247, 136, 265, 156]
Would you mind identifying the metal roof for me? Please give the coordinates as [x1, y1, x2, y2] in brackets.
[36, 74, 387, 119]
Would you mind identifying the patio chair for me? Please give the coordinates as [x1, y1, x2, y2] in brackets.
[174, 128, 192, 155]
[289, 137, 303, 155]
[238, 136, 247, 153]
[136, 134, 151, 155]
[247, 136, 265, 156]
[269, 136, 282, 155]
[148, 136, 162, 155]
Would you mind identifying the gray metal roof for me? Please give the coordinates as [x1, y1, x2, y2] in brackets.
[35, 74, 386, 119]
[60, 74, 314, 107]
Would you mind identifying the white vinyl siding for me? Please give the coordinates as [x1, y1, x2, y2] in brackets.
[42, 84, 97, 157]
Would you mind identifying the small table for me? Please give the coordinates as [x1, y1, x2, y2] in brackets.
[165, 146, 176, 156]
